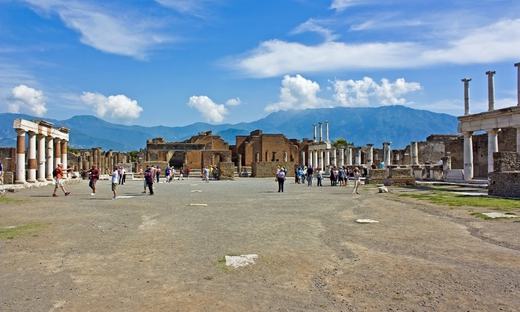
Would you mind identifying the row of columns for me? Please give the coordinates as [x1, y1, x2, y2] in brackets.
[13, 119, 69, 184]
[312, 121, 330, 142]
[461, 64, 520, 180]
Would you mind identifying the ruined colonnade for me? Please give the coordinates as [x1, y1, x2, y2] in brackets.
[13, 119, 69, 184]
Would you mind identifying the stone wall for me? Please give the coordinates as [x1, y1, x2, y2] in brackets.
[488, 172, 520, 197]
[367, 169, 387, 184]
[0, 147, 16, 172]
[218, 162, 235, 180]
[492, 151, 520, 172]
[252, 162, 295, 178]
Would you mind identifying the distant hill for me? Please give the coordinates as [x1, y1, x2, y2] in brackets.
[0, 106, 459, 151]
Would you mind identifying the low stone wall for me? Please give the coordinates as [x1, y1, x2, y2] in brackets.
[218, 162, 235, 180]
[493, 152, 520, 172]
[387, 168, 416, 186]
[367, 169, 387, 184]
[488, 172, 520, 198]
[252, 162, 294, 178]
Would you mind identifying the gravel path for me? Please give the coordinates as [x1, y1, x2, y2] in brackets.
[1, 178, 519, 311]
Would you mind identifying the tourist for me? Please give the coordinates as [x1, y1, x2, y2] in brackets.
[165, 166, 171, 183]
[296, 166, 303, 184]
[87, 165, 99, 195]
[329, 166, 335, 186]
[352, 167, 361, 194]
[186, 166, 191, 179]
[316, 167, 323, 186]
[171, 166, 176, 181]
[155, 165, 161, 183]
[119, 166, 126, 185]
[202, 166, 210, 183]
[179, 167, 184, 180]
[111, 166, 119, 200]
[52, 164, 70, 197]
[371, 162, 377, 169]
[144, 166, 154, 195]
[306, 166, 314, 186]
[276, 167, 286, 192]
[0, 159, 3, 185]
[338, 166, 345, 186]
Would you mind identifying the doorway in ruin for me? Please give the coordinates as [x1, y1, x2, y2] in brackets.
[168, 151, 185, 168]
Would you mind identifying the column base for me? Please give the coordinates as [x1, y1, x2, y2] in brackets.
[37, 178, 47, 182]
[15, 180, 26, 184]
[27, 179, 37, 183]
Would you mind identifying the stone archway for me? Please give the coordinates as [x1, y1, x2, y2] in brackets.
[168, 151, 185, 168]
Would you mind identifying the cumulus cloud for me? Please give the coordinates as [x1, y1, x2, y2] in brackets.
[7, 85, 47, 116]
[187, 95, 228, 123]
[80, 92, 143, 123]
[225, 97, 242, 106]
[224, 18, 520, 78]
[332, 77, 421, 106]
[265, 75, 331, 112]
[22, 0, 167, 59]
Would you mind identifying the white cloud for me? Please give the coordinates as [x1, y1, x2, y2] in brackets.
[265, 75, 331, 112]
[332, 77, 421, 106]
[187, 95, 228, 123]
[7, 85, 48, 116]
[329, 0, 367, 11]
[225, 19, 520, 78]
[291, 19, 339, 42]
[80, 92, 143, 123]
[22, 0, 168, 59]
[155, 0, 215, 15]
[226, 97, 242, 106]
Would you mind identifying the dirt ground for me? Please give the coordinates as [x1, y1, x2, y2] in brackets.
[1, 178, 519, 311]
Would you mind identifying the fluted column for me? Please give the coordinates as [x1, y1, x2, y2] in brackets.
[318, 122, 323, 142]
[324, 150, 330, 167]
[313, 124, 317, 142]
[61, 140, 68, 172]
[37, 134, 46, 182]
[383, 142, 391, 167]
[486, 70, 496, 111]
[463, 132, 474, 180]
[366, 144, 374, 167]
[300, 151, 306, 166]
[346, 147, 353, 166]
[313, 151, 318, 169]
[411, 141, 419, 165]
[325, 120, 329, 142]
[515, 63, 520, 106]
[54, 138, 62, 166]
[339, 148, 345, 166]
[487, 128, 499, 173]
[15, 129, 26, 184]
[461, 78, 471, 116]
[331, 148, 336, 166]
[355, 148, 362, 166]
[46, 137, 54, 180]
[318, 150, 323, 169]
[27, 131, 37, 183]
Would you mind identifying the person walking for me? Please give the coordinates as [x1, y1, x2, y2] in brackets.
[202, 166, 210, 183]
[352, 167, 361, 194]
[155, 166, 161, 183]
[316, 167, 323, 186]
[52, 164, 70, 197]
[276, 167, 286, 192]
[111, 166, 119, 200]
[86, 165, 100, 195]
[306, 166, 314, 186]
[0, 159, 3, 185]
[144, 166, 154, 195]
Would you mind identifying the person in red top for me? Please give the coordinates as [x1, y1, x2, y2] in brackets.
[52, 164, 70, 197]
[87, 165, 100, 195]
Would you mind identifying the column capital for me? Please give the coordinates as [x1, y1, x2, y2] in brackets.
[515, 62, 520, 67]
[485, 70, 496, 75]
[461, 78, 472, 82]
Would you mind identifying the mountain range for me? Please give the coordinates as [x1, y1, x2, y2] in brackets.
[0, 105, 460, 151]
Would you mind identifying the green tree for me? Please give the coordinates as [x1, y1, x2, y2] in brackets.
[127, 150, 139, 162]
[331, 138, 353, 147]
[67, 146, 80, 154]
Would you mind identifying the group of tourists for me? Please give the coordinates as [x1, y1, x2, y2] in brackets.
[277, 165, 363, 194]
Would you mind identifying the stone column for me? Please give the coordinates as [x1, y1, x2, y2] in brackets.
[325, 120, 329, 142]
[61, 140, 68, 171]
[318, 122, 323, 142]
[461, 78, 471, 116]
[313, 151, 318, 169]
[92, 148, 98, 170]
[27, 131, 37, 183]
[515, 62, 520, 106]
[487, 128, 499, 173]
[318, 150, 323, 169]
[324, 150, 330, 167]
[346, 147, 353, 166]
[237, 154, 242, 175]
[366, 144, 374, 167]
[330, 148, 336, 166]
[37, 134, 46, 182]
[411, 141, 419, 165]
[383, 142, 391, 167]
[15, 129, 26, 184]
[54, 138, 62, 166]
[355, 148, 362, 166]
[300, 151, 306, 166]
[46, 137, 54, 181]
[339, 148, 345, 166]
[486, 70, 496, 111]
[313, 124, 317, 142]
[463, 132, 474, 180]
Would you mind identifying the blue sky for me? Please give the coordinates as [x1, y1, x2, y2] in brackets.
[1, 0, 519, 127]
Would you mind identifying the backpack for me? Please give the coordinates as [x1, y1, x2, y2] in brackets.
[52, 168, 58, 178]
[145, 170, 153, 182]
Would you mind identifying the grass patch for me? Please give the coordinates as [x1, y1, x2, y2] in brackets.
[0, 222, 47, 239]
[470, 213, 494, 220]
[0, 197, 24, 204]
[203, 276, 213, 281]
[399, 191, 520, 210]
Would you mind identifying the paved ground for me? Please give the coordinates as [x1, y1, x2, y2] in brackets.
[1, 178, 519, 311]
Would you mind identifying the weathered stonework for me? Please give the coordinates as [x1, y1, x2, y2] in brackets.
[252, 162, 294, 178]
[218, 162, 235, 180]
